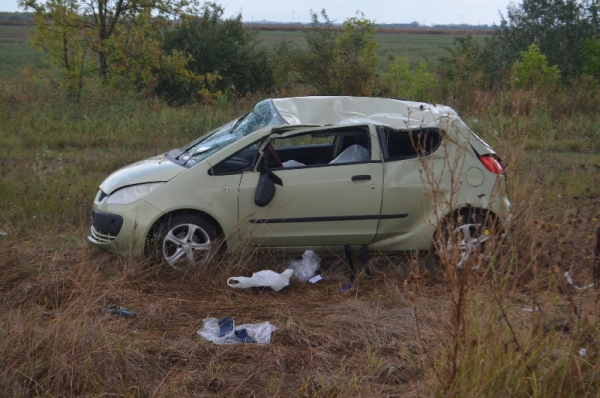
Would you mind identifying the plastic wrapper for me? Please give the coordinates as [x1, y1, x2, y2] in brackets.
[198, 317, 277, 345]
[227, 269, 293, 291]
[287, 250, 321, 282]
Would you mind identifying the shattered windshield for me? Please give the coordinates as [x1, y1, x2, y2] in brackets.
[179, 99, 285, 167]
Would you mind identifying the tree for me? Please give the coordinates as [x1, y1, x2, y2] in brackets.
[511, 43, 561, 89]
[20, 0, 198, 95]
[582, 37, 600, 77]
[383, 57, 436, 102]
[435, 35, 492, 107]
[155, 2, 273, 103]
[492, 0, 600, 79]
[294, 10, 379, 96]
[26, 0, 89, 97]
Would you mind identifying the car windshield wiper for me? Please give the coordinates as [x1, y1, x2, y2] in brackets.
[229, 112, 250, 134]
[179, 113, 251, 158]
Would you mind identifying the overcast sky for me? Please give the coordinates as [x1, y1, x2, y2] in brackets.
[2, 0, 511, 26]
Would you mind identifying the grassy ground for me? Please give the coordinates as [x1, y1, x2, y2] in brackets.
[0, 25, 44, 80]
[1, 25, 600, 396]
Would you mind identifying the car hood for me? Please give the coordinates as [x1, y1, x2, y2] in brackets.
[99, 155, 186, 194]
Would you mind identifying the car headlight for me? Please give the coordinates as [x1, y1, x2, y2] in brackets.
[105, 182, 165, 205]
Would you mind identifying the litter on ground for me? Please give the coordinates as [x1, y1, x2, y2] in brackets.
[104, 305, 136, 318]
[227, 269, 293, 291]
[197, 317, 277, 345]
[287, 250, 321, 282]
[564, 272, 595, 290]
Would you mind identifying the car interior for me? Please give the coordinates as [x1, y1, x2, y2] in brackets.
[266, 128, 371, 169]
[209, 126, 442, 176]
[378, 127, 442, 160]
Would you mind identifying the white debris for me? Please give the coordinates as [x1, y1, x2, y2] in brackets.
[197, 317, 277, 345]
[287, 250, 321, 282]
[564, 272, 595, 290]
[227, 269, 293, 292]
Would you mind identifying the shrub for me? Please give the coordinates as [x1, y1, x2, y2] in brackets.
[293, 10, 379, 96]
[511, 43, 561, 90]
[582, 38, 600, 78]
[493, 0, 599, 79]
[155, 2, 274, 104]
[382, 57, 436, 102]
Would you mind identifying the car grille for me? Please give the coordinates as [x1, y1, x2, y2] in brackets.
[90, 225, 117, 243]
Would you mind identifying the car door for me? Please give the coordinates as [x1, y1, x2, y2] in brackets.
[237, 126, 384, 247]
[374, 126, 444, 250]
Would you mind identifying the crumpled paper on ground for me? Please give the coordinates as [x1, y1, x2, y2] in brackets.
[197, 317, 277, 345]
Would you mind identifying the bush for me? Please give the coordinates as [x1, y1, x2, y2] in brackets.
[492, 0, 599, 80]
[582, 38, 600, 78]
[436, 35, 492, 109]
[155, 2, 274, 104]
[511, 43, 560, 90]
[382, 57, 436, 102]
[292, 10, 379, 96]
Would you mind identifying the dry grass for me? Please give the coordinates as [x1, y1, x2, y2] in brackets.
[2, 171, 599, 396]
[0, 233, 449, 396]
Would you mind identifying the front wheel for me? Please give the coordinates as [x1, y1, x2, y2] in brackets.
[157, 214, 218, 270]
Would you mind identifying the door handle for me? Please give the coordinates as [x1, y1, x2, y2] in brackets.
[351, 175, 371, 182]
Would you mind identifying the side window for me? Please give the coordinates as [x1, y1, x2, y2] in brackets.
[381, 127, 441, 161]
[211, 142, 260, 175]
[267, 129, 371, 169]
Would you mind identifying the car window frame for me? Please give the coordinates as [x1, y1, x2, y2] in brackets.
[262, 126, 376, 171]
[377, 126, 443, 162]
[208, 138, 266, 176]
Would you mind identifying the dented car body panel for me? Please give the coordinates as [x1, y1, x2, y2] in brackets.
[88, 96, 510, 258]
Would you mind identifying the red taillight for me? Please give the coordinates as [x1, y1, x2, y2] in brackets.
[479, 155, 504, 174]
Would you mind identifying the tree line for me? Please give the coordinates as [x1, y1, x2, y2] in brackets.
[19, 0, 600, 104]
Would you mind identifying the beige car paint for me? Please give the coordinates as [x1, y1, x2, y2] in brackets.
[89, 96, 511, 258]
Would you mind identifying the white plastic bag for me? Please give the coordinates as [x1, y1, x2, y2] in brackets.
[227, 269, 294, 292]
[287, 250, 321, 282]
[197, 317, 277, 345]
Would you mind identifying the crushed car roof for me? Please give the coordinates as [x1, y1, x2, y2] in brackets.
[270, 96, 459, 129]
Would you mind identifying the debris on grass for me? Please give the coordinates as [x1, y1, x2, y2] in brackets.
[198, 317, 277, 345]
[104, 305, 136, 318]
[564, 271, 595, 290]
[227, 269, 293, 291]
[287, 250, 321, 281]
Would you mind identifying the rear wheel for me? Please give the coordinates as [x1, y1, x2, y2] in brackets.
[437, 209, 498, 269]
[157, 214, 218, 270]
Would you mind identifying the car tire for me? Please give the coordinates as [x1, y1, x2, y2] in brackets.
[436, 209, 498, 269]
[157, 213, 218, 270]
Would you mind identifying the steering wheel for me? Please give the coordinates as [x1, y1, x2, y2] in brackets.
[267, 144, 283, 168]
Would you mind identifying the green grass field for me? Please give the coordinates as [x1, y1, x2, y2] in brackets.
[0, 25, 45, 80]
[256, 29, 485, 65]
[1, 23, 600, 396]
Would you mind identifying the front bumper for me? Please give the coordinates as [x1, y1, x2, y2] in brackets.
[88, 199, 163, 256]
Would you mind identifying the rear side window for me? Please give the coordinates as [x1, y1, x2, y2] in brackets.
[380, 127, 441, 161]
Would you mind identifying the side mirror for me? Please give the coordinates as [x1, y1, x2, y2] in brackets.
[254, 171, 283, 207]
